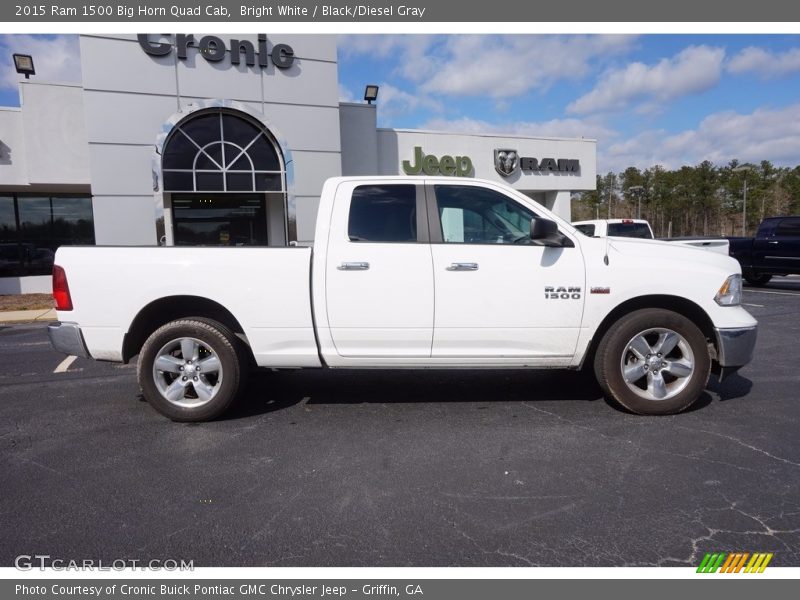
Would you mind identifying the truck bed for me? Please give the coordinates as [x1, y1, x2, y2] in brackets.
[55, 246, 320, 367]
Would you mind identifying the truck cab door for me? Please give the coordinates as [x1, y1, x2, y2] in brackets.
[427, 182, 585, 361]
[759, 217, 800, 274]
[323, 182, 434, 358]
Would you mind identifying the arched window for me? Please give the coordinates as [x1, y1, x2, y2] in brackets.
[161, 109, 285, 193]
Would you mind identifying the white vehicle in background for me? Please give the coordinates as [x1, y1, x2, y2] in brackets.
[573, 219, 654, 239]
[573, 218, 730, 255]
[48, 177, 756, 422]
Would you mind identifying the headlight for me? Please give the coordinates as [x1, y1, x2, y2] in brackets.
[714, 274, 742, 306]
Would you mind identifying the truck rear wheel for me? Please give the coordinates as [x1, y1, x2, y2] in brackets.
[137, 318, 245, 422]
[594, 308, 710, 415]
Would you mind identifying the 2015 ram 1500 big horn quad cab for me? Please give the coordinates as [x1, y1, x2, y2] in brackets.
[48, 177, 757, 421]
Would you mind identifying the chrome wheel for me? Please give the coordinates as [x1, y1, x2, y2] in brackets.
[152, 336, 223, 408]
[619, 327, 694, 402]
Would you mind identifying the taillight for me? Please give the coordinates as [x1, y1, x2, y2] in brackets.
[52, 265, 73, 311]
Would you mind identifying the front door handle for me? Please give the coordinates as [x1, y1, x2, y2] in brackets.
[446, 262, 479, 271]
[338, 261, 370, 270]
[768, 241, 779, 244]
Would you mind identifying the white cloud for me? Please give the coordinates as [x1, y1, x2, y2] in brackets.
[338, 35, 439, 82]
[418, 116, 615, 141]
[727, 46, 800, 79]
[602, 103, 800, 171]
[0, 35, 81, 93]
[338, 84, 357, 103]
[339, 34, 636, 100]
[377, 82, 443, 119]
[420, 35, 636, 98]
[567, 45, 725, 116]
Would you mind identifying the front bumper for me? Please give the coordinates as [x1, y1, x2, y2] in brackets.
[714, 325, 757, 368]
[47, 321, 91, 358]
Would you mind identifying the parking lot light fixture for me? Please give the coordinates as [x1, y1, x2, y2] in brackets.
[733, 164, 755, 237]
[364, 85, 379, 105]
[628, 185, 644, 220]
[13, 53, 35, 79]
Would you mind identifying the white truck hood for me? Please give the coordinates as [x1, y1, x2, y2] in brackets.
[603, 236, 740, 274]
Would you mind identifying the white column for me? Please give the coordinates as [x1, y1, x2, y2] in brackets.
[544, 190, 572, 221]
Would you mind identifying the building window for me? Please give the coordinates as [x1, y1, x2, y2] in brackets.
[0, 195, 94, 278]
[161, 108, 287, 247]
[162, 109, 285, 193]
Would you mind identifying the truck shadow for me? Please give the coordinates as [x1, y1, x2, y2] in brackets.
[229, 368, 605, 420]
[228, 368, 755, 420]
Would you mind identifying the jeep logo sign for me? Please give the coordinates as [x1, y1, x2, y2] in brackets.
[494, 148, 580, 177]
[138, 34, 295, 69]
[402, 146, 473, 177]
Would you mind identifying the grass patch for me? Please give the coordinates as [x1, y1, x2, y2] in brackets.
[0, 294, 54, 312]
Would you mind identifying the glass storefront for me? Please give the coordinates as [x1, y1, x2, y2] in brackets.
[172, 194, 269, 246]
[0, 195, 94, 277]
[162, 108, 287, 247]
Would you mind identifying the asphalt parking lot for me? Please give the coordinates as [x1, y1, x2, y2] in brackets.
[1, 280, 799, 568]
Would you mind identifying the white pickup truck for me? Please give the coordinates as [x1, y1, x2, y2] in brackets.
[48, 177, 757, 421]
[572, 218, 731, 255]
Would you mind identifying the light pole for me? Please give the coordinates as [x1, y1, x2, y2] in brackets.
[732, 165, 754, 236]
[628, 185, 644, 220]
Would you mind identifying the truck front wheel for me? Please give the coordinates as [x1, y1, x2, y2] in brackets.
[594, 309, 711, 415]
[137, 318, 245, 422]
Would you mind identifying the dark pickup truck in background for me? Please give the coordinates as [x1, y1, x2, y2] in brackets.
[728, 216, 800, 285]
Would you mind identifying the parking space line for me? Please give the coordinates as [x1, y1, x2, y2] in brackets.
[54, 355, 78, 373]
[742, 303, 764, 308]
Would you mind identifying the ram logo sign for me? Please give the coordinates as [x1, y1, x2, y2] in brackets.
[494, 149, 580, 177]
[494, 149, 519, 177]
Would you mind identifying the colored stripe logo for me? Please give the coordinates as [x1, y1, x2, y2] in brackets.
[697, 552, 773, 573]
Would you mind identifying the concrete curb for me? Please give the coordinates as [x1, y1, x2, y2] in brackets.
[0, 308, 57, 324]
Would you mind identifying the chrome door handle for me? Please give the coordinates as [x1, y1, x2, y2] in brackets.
[338, 261, 370, 270]
[768, 241, 779, 244]
[446, 262, 479, 271]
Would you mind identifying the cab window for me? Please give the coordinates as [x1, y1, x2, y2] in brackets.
[434, 185, 537, 244]
[348, 185, 417, 243]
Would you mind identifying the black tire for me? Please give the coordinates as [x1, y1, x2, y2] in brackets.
[137, 318, 246, 422]
[594, 308, 711, 415]
[743, 271, 772, 286]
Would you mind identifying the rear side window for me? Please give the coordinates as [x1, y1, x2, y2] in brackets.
[575, 224, 595, 236]
[607, 222, 653, 239]
[776, 218, 800, 237]
[348, 185, 417, 243]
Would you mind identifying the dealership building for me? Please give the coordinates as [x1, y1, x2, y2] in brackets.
[0, 34, 597, 293]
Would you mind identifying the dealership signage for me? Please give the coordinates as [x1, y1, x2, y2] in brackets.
[402, 146, 474, 177]
[494, 149, 580, 177]
[137, 34, 294, 69]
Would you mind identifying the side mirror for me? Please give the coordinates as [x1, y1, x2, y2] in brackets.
[530, 217, 567, 247]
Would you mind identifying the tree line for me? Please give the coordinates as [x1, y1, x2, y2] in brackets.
[572, 161, 800, 238]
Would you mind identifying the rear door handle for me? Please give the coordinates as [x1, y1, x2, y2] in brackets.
[446, 262, 479, 271]
[768, 241, 779, 244]
[338, 261, 370, 270]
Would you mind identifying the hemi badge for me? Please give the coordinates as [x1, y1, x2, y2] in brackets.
[590, 287, 611, 294]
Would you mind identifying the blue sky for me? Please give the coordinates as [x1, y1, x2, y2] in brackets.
[3, 34, 800, 171]
[336, 34, 800, 171]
